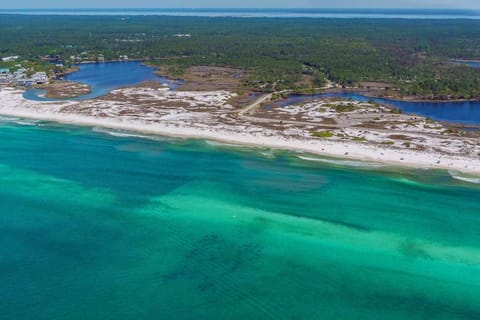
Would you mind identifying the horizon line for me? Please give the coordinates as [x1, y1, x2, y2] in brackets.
[1, 8, 480, 11]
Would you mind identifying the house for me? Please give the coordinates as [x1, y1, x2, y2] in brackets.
[16, 78, 34, 86]
[0, 68, 9, 75]
[0, 75, 11, 84]
[1, 56, 19, 62]
[13, 68, 27, 79]
[41, 55, 62, 63]
[173, 33, 192, 38]
[14, 71, 27, 80]
[15, 70, 28, 86]
[32, 72, 48, 84]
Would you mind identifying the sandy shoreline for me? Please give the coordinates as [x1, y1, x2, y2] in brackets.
[1, 87, 479, 175]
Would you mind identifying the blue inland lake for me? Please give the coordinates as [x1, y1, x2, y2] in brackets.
[279, 93, 480, 125]
[465, 61, 480, 68]
[0, 118, 479, 319]
[23, 61, 181, 101]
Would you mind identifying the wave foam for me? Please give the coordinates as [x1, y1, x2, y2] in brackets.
[205, 140, 245, 148]
[448, 171, 480, 184]
[92, 127, 151, 139]
[0, 116, 39, 126]
[297, 155, 385, 168]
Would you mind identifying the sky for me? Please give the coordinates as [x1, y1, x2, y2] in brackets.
[1, 0, 479, 9]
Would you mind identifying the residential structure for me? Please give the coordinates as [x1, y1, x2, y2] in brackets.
[0, 67, 50, 86]
[0, 75, 10, 84]
[32, 72, 48, 84]
[1, 56, 19, 62]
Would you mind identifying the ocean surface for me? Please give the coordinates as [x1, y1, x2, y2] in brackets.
[1, 8, 480, 19]
[24, 61, 180, 101]
[0, 118, 479, 319]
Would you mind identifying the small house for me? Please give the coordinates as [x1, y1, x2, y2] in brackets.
[1, 56, 19, 62]
[0, 75, 10, 84]
[32, 72, 48, 84]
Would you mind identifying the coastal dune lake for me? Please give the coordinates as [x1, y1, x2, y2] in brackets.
[24, 61, 181, 101]
[0, 119, 479, 319]
[280, 93, 480, 125]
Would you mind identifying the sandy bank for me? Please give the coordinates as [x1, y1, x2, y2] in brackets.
[1, 87, 479, 175]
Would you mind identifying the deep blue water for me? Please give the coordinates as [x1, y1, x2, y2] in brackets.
[23, 61, 181, 101]
[0, 119, 480, 319]
[279, 93, 480, 125]
[1, 8, 480, 19]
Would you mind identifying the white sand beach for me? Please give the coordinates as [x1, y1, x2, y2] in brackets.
[1, 87, 479, 174]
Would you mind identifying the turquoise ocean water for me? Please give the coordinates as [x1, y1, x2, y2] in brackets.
[1, 118, 480, 319]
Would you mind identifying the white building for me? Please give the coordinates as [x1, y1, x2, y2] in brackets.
[1, 56, 19, 62]
[32, 72, 48, 84]
[0, 75, 11, 84]
[14, 70, 27, 80]
[173, 34, 192, 38]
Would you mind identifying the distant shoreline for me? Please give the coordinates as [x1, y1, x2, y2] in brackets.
[1, 8, 479, 19]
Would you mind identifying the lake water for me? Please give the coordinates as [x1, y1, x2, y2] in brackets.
[23, 61, 181, 101]
[279, 93, 480, 125]
[465, 61, 480, 68]
[1, 9, 480, 19]
[0, 118, 479, 319]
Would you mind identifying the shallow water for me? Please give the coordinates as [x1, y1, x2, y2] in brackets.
[280, 93, 480, 125]
[24, 61, 181, 101]
[0, 119, 479, 319]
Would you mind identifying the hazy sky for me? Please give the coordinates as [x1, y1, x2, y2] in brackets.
[1, 0, 479, 9]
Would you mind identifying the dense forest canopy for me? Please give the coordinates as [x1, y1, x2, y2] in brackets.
[1, 15, 480, 97]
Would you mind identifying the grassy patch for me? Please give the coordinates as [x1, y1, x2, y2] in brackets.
[326, 103, 357, 113]
[388, 134, 413, 141]
[352, 136, 367, 142]
[381, 140, 395, 145]
[311, 130, 334, 138]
